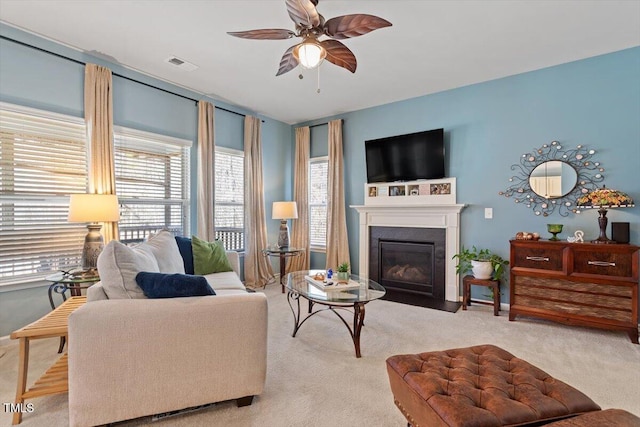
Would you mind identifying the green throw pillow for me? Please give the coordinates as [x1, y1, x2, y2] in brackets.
[191, 235, 234, 275]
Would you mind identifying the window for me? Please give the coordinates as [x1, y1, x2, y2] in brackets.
[309, 157, 328, 249]
[215, 147, 244, 251]
[114, 127, 191, 244]
[0, 103, 88, 285]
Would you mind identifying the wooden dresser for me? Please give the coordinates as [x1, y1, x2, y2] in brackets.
[509, 239, 639, 344]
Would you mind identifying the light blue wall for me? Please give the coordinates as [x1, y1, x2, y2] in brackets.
[298, 47, 640, 303]
[0, 24, 290, 336]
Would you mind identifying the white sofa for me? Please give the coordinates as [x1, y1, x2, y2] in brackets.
[68, 232, 268, 427]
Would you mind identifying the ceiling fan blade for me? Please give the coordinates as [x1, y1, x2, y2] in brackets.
[286, 0, 321, 29]
[276, 45, 299, 76]
[324, 14, 392, 40]
[227, 29, 296, 40]
[321, 40, 357, 73]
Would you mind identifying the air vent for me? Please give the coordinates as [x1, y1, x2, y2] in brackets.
[164, 56, 198, 71]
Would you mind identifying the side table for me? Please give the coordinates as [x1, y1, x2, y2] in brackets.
[9, 296, 86, 425]
[462, 275, 500, 316]
[45, 272, 99, 353]
[262, 247, 305, 292]
[45, 272, 100, 310]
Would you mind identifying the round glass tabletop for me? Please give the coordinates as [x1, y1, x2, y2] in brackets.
[45, 271, 101, 283]
[262, 247, 305, 255]
[286, 270, 386, 304]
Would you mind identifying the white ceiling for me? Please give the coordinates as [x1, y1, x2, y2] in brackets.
[1, 1, 639, 124]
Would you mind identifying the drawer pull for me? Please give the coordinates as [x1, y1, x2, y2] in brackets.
[588, 261, 616, 267]
[526, 256, 550, 262]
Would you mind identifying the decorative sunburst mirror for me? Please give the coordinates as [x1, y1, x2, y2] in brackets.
[499, 141, 605, 217]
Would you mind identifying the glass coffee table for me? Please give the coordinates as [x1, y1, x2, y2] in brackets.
[286, 270, 386, 358]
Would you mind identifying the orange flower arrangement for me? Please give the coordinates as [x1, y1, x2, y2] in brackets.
[577, 186, 635, 208]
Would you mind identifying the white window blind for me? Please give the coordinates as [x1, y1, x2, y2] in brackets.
[215, 147, 244, 251]
[0, 103, 88, 285]
[114, 127, 191, 244]
[309, 157, 328, 248]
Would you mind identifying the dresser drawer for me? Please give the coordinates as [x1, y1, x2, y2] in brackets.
[572, 249, 635, 279]
[512, 245, 564, 272]
[512, 276, 634, 324]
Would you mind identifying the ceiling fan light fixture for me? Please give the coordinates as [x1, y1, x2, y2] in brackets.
[293, 38, 326, 69]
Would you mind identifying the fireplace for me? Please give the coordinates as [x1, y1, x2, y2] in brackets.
[370, 227, 446, 304]
[352, 203, 465, 304]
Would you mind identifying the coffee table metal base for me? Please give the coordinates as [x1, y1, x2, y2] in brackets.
[287, 290, 367, 358]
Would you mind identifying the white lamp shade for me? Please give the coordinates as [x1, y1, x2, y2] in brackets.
[272, 201, 298, 220]
[293, 40, 326, 69]
[68, 193, 120, 222]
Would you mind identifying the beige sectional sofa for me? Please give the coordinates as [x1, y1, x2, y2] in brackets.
[68, 231, 268, 427]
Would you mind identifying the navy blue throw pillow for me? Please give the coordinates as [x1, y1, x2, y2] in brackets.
[174, 236, 195, 274]
[135, 272, 215, 298]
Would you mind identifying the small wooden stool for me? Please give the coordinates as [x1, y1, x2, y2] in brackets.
[462, 275, 500, 316]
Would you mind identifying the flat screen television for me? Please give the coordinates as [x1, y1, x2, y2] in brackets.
[365, 128, 445, 183]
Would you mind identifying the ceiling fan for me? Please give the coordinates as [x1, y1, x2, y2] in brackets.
[227, 0, 392, 76]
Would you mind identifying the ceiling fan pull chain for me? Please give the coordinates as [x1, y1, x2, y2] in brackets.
[317, 66, 321, 94]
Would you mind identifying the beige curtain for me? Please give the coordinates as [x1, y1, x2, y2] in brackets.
[288, 127, 310, 272]
[243, 116, 274, 287]
[197, 101, 216, 241]
[325, 119, 350, 271]
[84, 63, 118, 243]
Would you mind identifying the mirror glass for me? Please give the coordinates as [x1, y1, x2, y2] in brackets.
[528, 161, 577, 199]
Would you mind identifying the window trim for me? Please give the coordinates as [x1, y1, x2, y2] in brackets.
[113, 125, 192, 243]
[0, 101, 85, 127]
[309, 156, 328, 252]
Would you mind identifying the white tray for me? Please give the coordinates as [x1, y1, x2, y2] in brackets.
[304, 275, 361, 291]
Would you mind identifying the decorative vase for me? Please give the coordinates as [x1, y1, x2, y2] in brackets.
[471, 260, 493, 280]
[336, 271, 349, 282]
[547, 224, 563, 241]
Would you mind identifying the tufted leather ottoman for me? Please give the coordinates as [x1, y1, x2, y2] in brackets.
[386, 344, 601, 427]
[544, 409, 640, 426]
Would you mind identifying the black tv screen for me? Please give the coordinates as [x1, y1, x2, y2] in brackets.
[365, 128, 445, 183]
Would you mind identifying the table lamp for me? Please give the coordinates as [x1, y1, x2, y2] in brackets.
[272, 201, 298, 248]
[68, 193, 120, 272]
[576, 185, 634, 244]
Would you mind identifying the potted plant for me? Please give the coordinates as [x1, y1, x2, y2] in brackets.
[336, 262, 350, 283]
[452, 246, 509, 281]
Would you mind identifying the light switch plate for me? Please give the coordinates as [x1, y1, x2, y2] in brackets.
[485, 208, 493, 219]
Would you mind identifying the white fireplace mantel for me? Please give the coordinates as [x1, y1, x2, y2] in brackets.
[351, 204, 466, 302]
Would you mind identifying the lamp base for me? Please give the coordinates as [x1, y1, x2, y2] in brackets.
[277, 220, 290, 249]
[590, 237, 616, 244]
[592, 208, 616, 244]
[81, 223, 104, 270]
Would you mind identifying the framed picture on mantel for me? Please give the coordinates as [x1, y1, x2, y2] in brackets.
[389, 185, 405, 196]
[430, 182, 451, 195]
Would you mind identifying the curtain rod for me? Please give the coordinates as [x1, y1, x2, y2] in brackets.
[1, 35, 261, 121]
[309, 122, 328, 128]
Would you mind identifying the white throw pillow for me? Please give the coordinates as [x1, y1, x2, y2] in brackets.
[97, 240, 160, 299]
[145, 230, 186, 274]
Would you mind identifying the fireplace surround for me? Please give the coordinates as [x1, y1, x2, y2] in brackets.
[352, 204, 465, 303]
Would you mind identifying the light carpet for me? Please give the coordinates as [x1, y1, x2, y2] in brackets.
[1, 285, 639, 426]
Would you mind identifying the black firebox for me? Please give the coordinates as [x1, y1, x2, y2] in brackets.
[369, 226, 446, 308]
